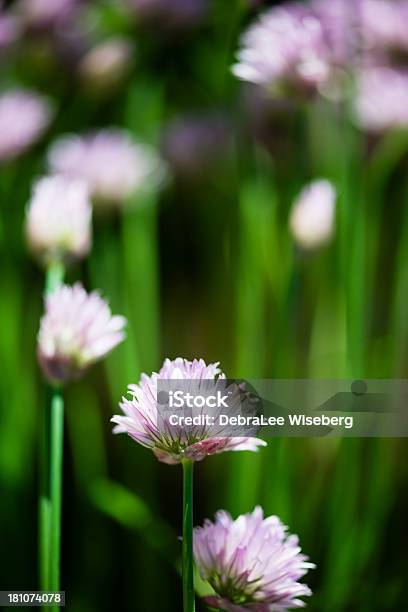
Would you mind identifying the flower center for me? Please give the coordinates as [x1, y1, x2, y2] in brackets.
[208, 572, 262, 606]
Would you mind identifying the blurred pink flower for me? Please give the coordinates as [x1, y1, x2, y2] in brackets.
[289, 179, 336, 250]
[17, 0, 79, 28]
[0, 9, 20, 53]
[161, 113, 230, 179]
[194, 506, 314, 611]
[232, 4, 331, 95]
[111, 357, 266, 464]
[353, 67, 408, 132]
[48, 129, 164, 207]
[311, 0, 359, 67]
[38, 283, 126, 383]
[0, 89, 53, 162]
[78, 38, 134, 90]
[25, 175, 92, 266]
[360, 0, 408, 59]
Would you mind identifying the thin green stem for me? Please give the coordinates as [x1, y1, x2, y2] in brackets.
[39, 390, 51, 591]
[45, 261, 65, 296]
[49, 388, 64, 603]
[39, 262, 65, 606]
[182, 459, 195, 612]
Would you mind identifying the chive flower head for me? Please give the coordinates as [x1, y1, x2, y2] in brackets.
[194, 506, 315, 611]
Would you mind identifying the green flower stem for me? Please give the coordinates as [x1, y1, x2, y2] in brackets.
[182, 459, 195, 612]
[39, 262, 65, 606]
[49, 387, 64, 604]
[45, 261, 65, 297]
[39, 398, 51, 592]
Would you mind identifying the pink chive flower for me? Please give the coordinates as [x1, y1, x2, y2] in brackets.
[289, 179, 336, 250]
[194, 507, 315, 612]
[111, 357, 266, 465]
[353, 67, 408, 132]
[25, 175, 92, 266]
[0, 89, 53, 162]
[360, 0, 408, 59]
[38, 283, 126, 384]
[311, 0, 359, 68]
[48, 129, 164, 207]
[232, 4, 331, 95]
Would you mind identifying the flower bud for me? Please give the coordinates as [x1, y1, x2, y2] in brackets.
[289, 179, 336, 250]
[25, 175, 92, 266]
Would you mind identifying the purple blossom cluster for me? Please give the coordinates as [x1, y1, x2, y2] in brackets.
[194, 507, 314, 611]
[232, 4, 332, 97]
[38, 283, 126, 384]
[233, 0, 408, 132]
[111, 357, 266, 464]
[111, 357, 314, 608]
[48, 129, 165, 208]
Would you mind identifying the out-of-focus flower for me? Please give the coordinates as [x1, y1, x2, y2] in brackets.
[38, 283, 126, 384]
[126, 0, 208, 30]
[360, 0, 408, 60]
[289, 179, 336, 250]
[353, 67, 408, 132]
[0, 9, 21, 54]
[0, 89, 53, 162]
[194, 506, 315, 611]
[111, 357, 266, 465]
[161, 113, 230, 179]
[232, 4, 331, 95]
[25, 175, 92, 266]
[17, 0, 79, 29]
[48, 129, 165, 207]
[78, 38, 134, 91]
[311, 0, 358, 68]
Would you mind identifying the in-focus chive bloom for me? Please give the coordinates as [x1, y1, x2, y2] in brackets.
[194, 507, 315, 612]
[78, 38, 134, 90]
[232, 4, 331, 95]
[111, 357, 266, 464]
[38, 283, 126, 384]
[0, 89, 53, 162]
[353, 67, 408, 132]
[48, 129, 165, 208]
[25, 175, 92, 266]
[289, 179, 336, 250]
